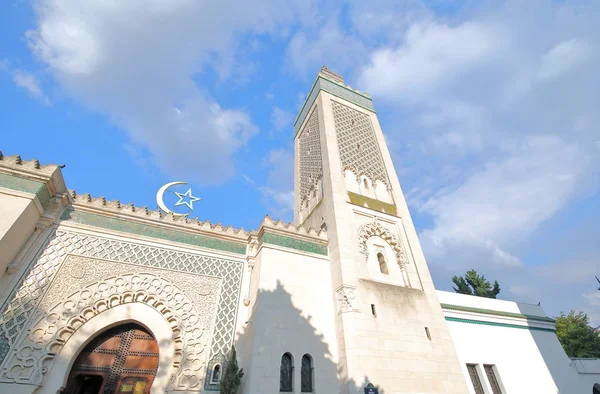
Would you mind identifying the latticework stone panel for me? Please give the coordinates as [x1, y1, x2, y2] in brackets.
[331, 100, 389, 186]
[298, 108, 323, 203]
[0, 229, 243, 391]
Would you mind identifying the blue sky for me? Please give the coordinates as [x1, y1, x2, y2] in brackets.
[1, 0, 599, 324]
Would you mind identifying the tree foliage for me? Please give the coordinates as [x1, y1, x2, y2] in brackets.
[555, 310, 600, 358]
[452, 269, 501, 299]
[220, 345, 244, 394]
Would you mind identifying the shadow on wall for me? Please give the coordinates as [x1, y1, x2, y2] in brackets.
[236, 281, 385, 394]
[515, 303, 583, 393]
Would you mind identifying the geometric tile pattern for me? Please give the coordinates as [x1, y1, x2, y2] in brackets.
[298, 108, 322, 204]
[0, 229, 243, 389]
[0, 172, 52, 210]
[331, 100, 389, 187]
[294, 76, 375, 136]
[60, 209, 247, 255]
[261, 232, 327, 256]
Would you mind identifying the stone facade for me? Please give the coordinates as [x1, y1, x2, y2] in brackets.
[0, 68, 598, 394]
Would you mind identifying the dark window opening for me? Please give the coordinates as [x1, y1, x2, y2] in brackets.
[467, 364, 484, 394]
[484, 365, 503, 394]
[301, 354, 314, 392]
[371, 304, 377, 317]
[377, 252, 389, 275]
[211, 364, 221, 384]
[425, 327, 431, 340]
[280, 352, 294, 392]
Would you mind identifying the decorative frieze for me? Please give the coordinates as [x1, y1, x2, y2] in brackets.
[357, 220, 408, 268]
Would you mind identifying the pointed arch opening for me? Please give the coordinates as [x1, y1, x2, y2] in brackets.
[301, 354, 314, 392]
[280, 352, 294, 392]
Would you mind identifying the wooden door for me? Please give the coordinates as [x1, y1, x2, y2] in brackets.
[64, 323, 159, 394]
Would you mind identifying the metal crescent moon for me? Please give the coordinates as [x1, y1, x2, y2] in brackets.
[156, 181, 189, 216]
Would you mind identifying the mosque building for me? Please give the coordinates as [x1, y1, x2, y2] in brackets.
[0, 67, 598, 394]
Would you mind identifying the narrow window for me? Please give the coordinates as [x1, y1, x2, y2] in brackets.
[371, 304, 377, 317]
[210, 364, 221, 384]
[363, 178, 369, 189]
[377, 252, 389, 275]
[425, 327, 431, 340]
[484, 365, 503, 394]
[301, 354, 314, 392]
[280, 353, 294, 392]
[466, 364, 484, 394]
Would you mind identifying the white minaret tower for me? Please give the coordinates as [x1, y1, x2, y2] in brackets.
[293, 67, 470, 394]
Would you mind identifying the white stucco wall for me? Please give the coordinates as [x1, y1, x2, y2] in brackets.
[0, 192, 39, 276]
[241, 243, 339, 394]
[438, 291, 600, 394]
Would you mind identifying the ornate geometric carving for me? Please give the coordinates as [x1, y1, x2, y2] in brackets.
[1, 270, 209, 390]
[294, 76, 374, 136]
[0, 229, 243, 391]
[335, 285, 357, 313]
[357, 220, 408, 268]
[298, 107, 323, 205]
[331, 101, 389, 187]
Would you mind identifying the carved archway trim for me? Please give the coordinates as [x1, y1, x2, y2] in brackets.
[2, 273, 206, 391]
[357, 220, 408, 268]
[37, 303, 174, 394]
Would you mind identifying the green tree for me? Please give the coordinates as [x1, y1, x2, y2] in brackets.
[220, 345, 244, 394]
[452, 269, 501, 299]
[555, 310, 600, 358]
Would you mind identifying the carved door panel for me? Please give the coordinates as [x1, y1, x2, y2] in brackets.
[64, 323, 159, 394]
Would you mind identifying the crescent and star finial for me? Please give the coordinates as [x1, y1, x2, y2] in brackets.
[156, 182, 201, 217]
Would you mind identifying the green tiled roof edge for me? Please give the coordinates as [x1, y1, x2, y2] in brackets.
[261, 231, 328, 256]
[0, 172, 52, 210]
[294, 76, 375, 137]
[441, 303, 556, 323]
[445, 317, 555, 332]
[60, 209, 247, 255]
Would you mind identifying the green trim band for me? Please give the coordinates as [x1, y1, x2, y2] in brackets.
[60, 209, 247, 255]
[261, 232, 328, 256]
[445, 317, 555, 332]
[0, 172, 52, 210]
[441, 303, 555, 323]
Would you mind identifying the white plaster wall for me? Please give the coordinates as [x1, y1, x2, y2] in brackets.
[0, 193, 39, 276]
[437, 290, 547, 318]
[242, 244, 339, 394]
[438, 291, 600, 394]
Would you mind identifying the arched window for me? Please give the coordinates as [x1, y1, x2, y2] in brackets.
[363, 178, 369, 189]
[301, 354, 314, 392]
[211, 364, 221, 384]
[280, 353, 294, 392]
[593, 383, 600, 394]
[377, 252, 389, 275]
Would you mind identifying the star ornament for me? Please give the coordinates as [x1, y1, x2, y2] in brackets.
[173, 188, 202, 211]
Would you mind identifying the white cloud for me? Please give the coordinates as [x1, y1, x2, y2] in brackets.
[358, 21, 505, 103]
[2, 65, 50, 105]
[260, 149, 294, 218]
[537, 38, 593, 81]
[272, 106, 294, 132]
[25, 0, 302, 184]
[350, 0, 600, 322]
[286, 17, 366, 78]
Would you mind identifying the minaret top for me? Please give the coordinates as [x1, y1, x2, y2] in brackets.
[318, 66, 345, 85]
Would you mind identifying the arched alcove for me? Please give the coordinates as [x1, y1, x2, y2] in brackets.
[63, 323, 159, 394]
[38, 303, 175, 394]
